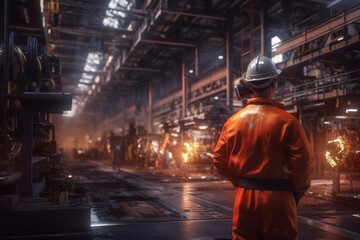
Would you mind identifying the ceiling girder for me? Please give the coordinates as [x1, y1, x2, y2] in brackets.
[117, 66, 162, 73]
[157, 20, 226, 32]
[162, 9, 227, 21]
[50, 26, 133, 37]
[55, 0, 147, 15]
[141, 37, 196, 47]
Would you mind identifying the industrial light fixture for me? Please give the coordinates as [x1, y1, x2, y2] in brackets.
[95, 76, 100, 83]
[105, 56, 114, 68]
[214, 96, 219, 100]
[40, 0, 44, 13]
[324, 121, 330, 125]
[337, 37, 344, 41]
[184, 121, 195, 126]
[335, 116, 347, 119]
[218, 55, 224, 60]
[199, 126, 208, 130]
[189, 69, 194, 74]
[346, 108, 358, 114]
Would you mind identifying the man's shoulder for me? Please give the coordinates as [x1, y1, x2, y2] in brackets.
[271, 106, 297, 121]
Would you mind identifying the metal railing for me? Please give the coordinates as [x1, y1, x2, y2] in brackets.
[275, 69, 360, 103]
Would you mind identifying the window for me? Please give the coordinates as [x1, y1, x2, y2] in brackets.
[103, 0, 131, 29]
[271, 36, 283, 63]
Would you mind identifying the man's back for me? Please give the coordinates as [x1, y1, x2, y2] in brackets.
[223, 98, 298, 178]
[213, 97, 313, 240]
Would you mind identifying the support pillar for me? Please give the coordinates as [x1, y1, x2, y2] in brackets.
[250, 0, 254, 59]
[226, 15, 233, 112]
[148, 80, 153, 133]
[21, 108, 33, 197]
[182, 49, 188, 119]
[282, 0, 292, 33]
[261, 0, 271, 57]
[1, 0, 8, 130]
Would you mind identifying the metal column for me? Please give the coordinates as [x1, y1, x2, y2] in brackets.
[282, 0, 292, 33]
[182, 49, 188, 119]
[261, 0, 270, 57]
[20, 108, 34, 197]
[1, 0, 8, 130]
[250, 0, 254, 60]
[226, 15, 233, 112]
[195, 47, 199, 77]
[148, 80, 153, 133]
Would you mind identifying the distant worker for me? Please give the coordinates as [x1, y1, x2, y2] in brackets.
[113, 144, 121, 170]
[213, 55, 314, 240]
[164, 143, 170, 168]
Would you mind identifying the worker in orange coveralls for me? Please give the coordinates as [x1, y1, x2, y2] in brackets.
[213, 55, 314, 240]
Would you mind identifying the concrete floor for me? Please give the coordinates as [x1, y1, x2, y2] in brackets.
[66, 160, 360, 240]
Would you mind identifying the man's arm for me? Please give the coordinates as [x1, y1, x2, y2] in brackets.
[213, 124, 238, 187]
[285, 119, 314, 193]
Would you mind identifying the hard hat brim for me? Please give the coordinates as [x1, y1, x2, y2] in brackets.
[245, 69, 281, 82]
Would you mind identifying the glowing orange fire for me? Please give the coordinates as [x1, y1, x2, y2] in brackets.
[325, 137, 345, 168]
[182, 142, 192, 163]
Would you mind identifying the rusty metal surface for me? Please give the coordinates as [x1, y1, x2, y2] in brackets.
[63, 161, 360, 240]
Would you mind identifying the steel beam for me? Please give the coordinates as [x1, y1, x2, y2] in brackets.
[111, 79, 139, 84]
[142, 37, 196, 47]
[1, 0, 8, 130]
[156, 21, 225, 32]
[117, 66, 161, 73]
[55, 1, 147, 15]
[50, 39, 129, 48]
[226, 15, 233, 111]
[162, 9, 227, 21]
[50, 26, 133, 37]
[45, 9, 144, 22]
[273, 4, 360, 56]
[9, 25, 43, 32]
[278, 35, 360, 69]
[148, 81, 153, 133]
[182, 49, 188, 119]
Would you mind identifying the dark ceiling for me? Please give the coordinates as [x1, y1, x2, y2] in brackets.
[6, 0, 360, 120]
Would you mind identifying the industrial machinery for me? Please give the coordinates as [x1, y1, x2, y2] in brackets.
[0, 32, 72, 209]
[325, 118, 360, 173]
[136, 134, 162, 167]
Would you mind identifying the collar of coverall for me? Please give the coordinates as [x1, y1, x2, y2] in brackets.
[247, 98, 284, 109]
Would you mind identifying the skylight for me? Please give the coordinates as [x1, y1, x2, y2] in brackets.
[77, 53, 101, 90]
[271, 36, 283, 63]
[103, 0, 131, 29]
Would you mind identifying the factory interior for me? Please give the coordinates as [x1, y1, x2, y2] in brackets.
[1, 0, 360, 239]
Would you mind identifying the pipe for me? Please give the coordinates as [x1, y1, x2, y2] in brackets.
[1, 0, 8, 130]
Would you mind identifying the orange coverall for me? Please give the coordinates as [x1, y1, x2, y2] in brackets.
[213, 98, 314, 240]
